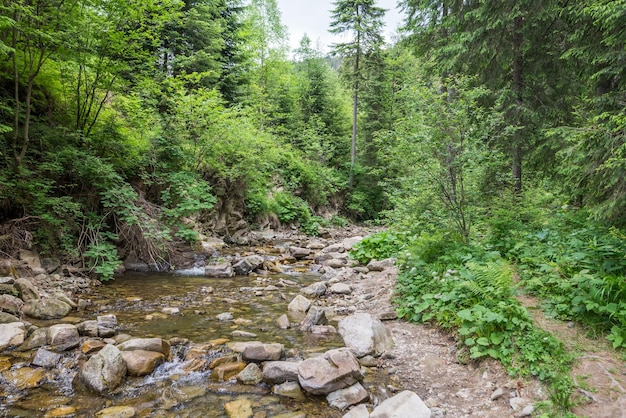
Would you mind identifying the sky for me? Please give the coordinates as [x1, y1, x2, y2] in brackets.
[274, 0, 405, 53]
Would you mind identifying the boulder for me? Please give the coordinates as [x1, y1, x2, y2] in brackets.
[223, 398, 253, 418]
[233, 255, 264, 276]
[276, 314, 290, 329]
[273, 381, 306, 401]
[47, 324, 79, 351]
[205, 261, 233, 278]
[210, 361, 246, 381]
[4, 366, 47, 390]
[79, 344, 127, 393]
[287, 295, 311, 313]
[0, 283, 16, 295]
[242, 342, 283, 362]
[117, 337, 170, 356]
[236, 362, 263, 385]
[329, 283, 352, 295]
[22, 298, 72, 319]
[14, 278, 40, 301]
[97, 314, 117, 337]
[299, 306, 327, 332]
[20, 327, 47, 350]
[327, 382, 369, 410]
[77, 320, 99, 337]
[0, 321, 26, 351]
[338, 313, 394, 358]
[366, 258, 397, 272]
[0, 311, 20, 324]
[289, 246, 312, 259]
[300, 281, 327, 298]
[19, 249, 42, 269]
[0, 294, 23, 315]
[342, 404, 370, 418]
[199, 236, 226, 252]
[370, 391, 431, 418]
[297, 348, 363, 395]
[121, 350, 165, 376]
[262, 361, 300, 384]
[30, 348, 61, 368]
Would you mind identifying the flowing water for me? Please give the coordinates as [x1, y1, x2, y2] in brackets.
[1, 265, 391, 417]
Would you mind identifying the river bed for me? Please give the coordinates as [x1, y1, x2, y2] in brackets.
[1, 267, 391, 417]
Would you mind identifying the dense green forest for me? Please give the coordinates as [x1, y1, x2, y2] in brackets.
[1, 0, 625, 414]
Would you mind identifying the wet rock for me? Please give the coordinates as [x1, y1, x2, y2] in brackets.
[276, 314, 290, 329]
[297, 348, 363, 395]
[288, 295, 311, 313]
[0, 311, 20, 324]
[22, 297, 72, 319]
[299, 307, 327, 331]
[44, 405, 77, 417]
[20, 327, 47, 350]
[211, 361, 247, 381]
[121, 350, 165, 376]
[310, 325, 337, 335]
[224, 397, 253, 418]
[273, 381, 306, 400]
[327, 382, 369, 410]
[338, 313, 394, 357]
[0, 321, 26, 350]
[79, 344, 127, 393]
[77, 320, 99, 337]
[342, 404, 370, 418]
[31, 348, 61, 368]
[205, 261, 233, 278]
[94, 405, 136, 418]
[4, 366, 47, 390]
[366, 258, 396, 272]
[233, 255, 264, 276]
[117, 337, 170, 356]
[262, 361, 300, 384]
[217, 312, 234, 321]
[370, 390, 431, 418]
[237, 362, 263, 385]
[0, 294, 23, 315]
[329, 283, 352, 295]
[289, 246, 312, 259]
[358, 355, 378, 367]
[14, 278, 40, 301]
[301, 281, 327, 298]
[209, 353, 238, 369]
[97, 314, 117, 337]
[82, 339, 106, 354]
[242, 342, 283, 362]
[47, 324, 79, 351]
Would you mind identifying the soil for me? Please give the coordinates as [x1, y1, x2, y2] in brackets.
[316, 231, 626, 418]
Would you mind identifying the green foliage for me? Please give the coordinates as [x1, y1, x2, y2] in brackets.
[395, 232, 574, 405]
[349, 230, 404, 265]
[510, 210, 626, 348]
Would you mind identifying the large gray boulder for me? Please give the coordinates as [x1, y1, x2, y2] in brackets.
[47, 324, 80, 351]
[0, 294, 23, 315]
[0, 321, 26, 351]
[338, 313, 394, 358]
[301, 281, 327, 298]
[287, 295, 311, 313]
[232, 255, 264, 276]
[117, 337, 170, 356]
[370, 390, 431, 418]
[297, 348, 363, 395]
[31, 348, 62, 368]
[22, 297, 72, 319]
[241, 342, 283, 362]
[79, 344, 127, 393]
[262, 361, 300, 384]
[327, 382, 369, 410]
[14, 278, 40, 302]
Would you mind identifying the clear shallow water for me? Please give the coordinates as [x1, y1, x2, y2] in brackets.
[2, 270, 381, 417]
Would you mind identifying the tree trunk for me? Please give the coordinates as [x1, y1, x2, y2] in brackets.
[511, 15, 523, 193]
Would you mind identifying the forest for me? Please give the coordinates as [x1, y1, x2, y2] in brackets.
[1, 0, 625, 415]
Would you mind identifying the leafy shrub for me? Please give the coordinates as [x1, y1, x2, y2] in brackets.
[349, 230, 404, 264]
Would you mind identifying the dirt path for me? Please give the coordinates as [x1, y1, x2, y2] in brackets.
[517, 294, 626, 418]
[320, 250, 626, 418]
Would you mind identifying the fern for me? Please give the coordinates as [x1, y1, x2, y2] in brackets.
[459, 261, 514, 303]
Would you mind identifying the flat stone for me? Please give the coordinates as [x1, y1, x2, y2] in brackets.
[370, 390, 431, 418]
[287, 295, 311, 313]
[297, 348, 363, 395]
[211, 361, 247, 381]
[31, 348, 61, 368]
[4, 366, 48, 390]
[94, 406, 136, 418]
[273, 381, 306, 401]
[0, 322, 26, 350]
[327, 382, 369, 410]
[262, 361, 300, 384]
[224, 397, 253, 418]
[47, 324, 79, 351]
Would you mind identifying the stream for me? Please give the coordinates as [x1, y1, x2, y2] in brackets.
[1, 255, 393, 417]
